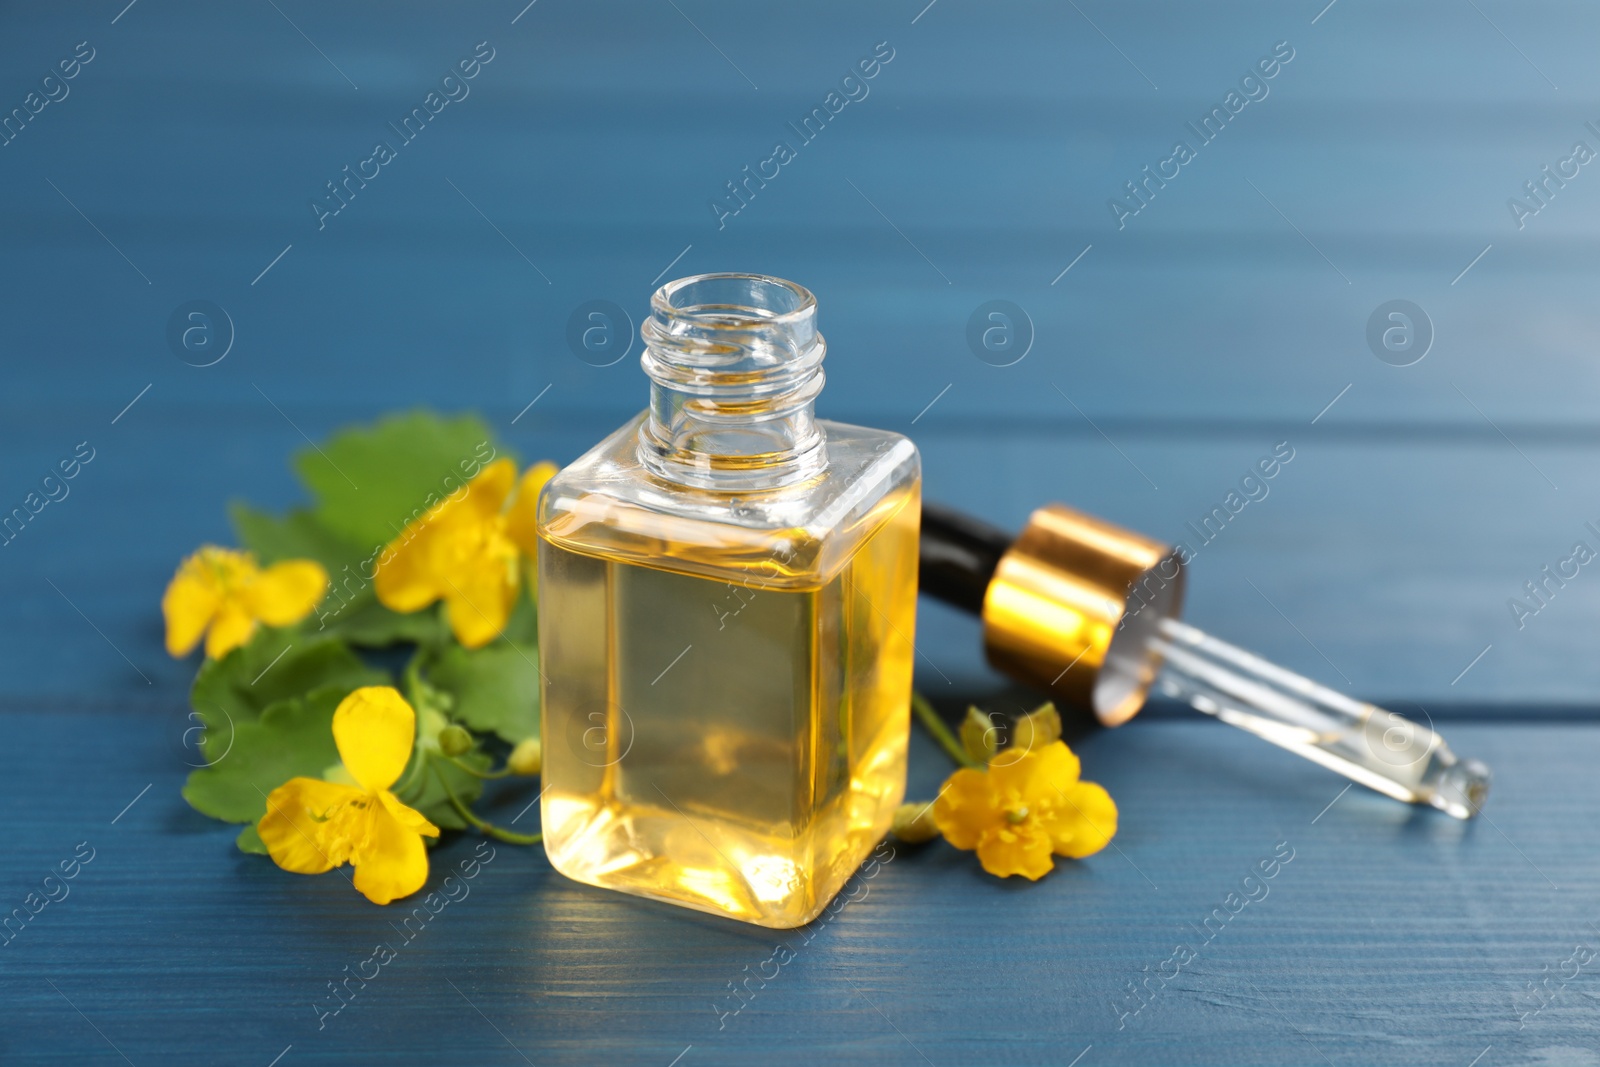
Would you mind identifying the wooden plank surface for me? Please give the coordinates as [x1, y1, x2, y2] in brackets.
[2, 1, 1598, 1063]
[1, 706, 1590, 1066]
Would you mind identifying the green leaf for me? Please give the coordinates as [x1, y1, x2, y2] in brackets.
[500, 588, 539, 647]
[318, 596, 448, 649]
[230, 502, 364, 574]
[294, 410, 505, 551]
[190, 629, 388, 762]
[426, 634, 540, 744]
[182, 686, 345, 824]
[407, 752, 490, 832]
[235, 824, 268, 855]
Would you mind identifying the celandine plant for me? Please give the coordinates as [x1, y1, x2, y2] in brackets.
[171, 410, 1120, 907]
[173, 412, 549, 904]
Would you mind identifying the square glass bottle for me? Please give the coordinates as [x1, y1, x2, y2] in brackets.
[536, 274, 920, 928]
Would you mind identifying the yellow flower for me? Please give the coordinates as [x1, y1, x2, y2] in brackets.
[932, 740, 1117, 880]
[374, 458, 555, 649]
[162, 546, 328, 659]
[257, 686, 440, 905]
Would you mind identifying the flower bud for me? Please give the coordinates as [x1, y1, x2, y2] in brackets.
[508, 738, 542, 776]
[438, 724, 473, 757]
[1010, 701, 1062, 756]
[959, 706, 999, 765]
[890, 801, 939, 844]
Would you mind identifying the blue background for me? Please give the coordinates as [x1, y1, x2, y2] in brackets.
[3, 2, 1598, 1064]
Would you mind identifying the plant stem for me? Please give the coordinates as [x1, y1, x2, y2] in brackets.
[429, 758, 542, 845]
[911, 690, 982, 769]
[394, 644, 444, 800]
[400, 648, 430, 712]
[446, 755, 515, 780]
[390, 652, 435, 799]
[393, 748, 430, 801]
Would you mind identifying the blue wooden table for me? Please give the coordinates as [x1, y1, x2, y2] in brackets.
[4, 2, 1599, 1063]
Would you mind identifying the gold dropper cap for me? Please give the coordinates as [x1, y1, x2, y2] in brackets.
[982, 503, 1186, 727]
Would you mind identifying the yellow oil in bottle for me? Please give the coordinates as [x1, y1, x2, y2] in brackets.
[538, 480, 918, 928]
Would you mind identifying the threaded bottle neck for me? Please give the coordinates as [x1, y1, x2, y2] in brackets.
[638, 273, 827, 491]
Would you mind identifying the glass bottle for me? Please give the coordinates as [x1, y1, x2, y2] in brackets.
[536, 273, 921, 927]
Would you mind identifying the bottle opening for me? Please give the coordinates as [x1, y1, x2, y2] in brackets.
[657, 273, 814, 324]
[639, 273, 827, 492]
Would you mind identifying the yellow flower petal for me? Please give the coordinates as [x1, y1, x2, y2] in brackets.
[332, 687, 416, 793]
[461, 457, 517, 522]
[976, 824, 1055, 880]
[1046, 780, 1119, 859]
[204, 602, 257, 659]
[351, 795, 431, 905]
[372, 459, 536, 647]
[931, 767, 996, 851]
[258, 777, 364, 874]
[441, 551, 517, 649]
[374, 519, 447, 613]
[988, 739, 1079, 795]
[162, 563, 219, 657]
[379, 789, 440, 839]
[246, 559, 328, 625]
[504, 461, 558, 558]
[1023, 740, 1081, 792]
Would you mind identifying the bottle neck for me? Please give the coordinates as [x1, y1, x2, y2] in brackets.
[637, 273, 827, 492]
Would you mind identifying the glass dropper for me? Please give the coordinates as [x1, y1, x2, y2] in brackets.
[919, 501, 1490, 819]
[1150, 616, 1488, 818]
